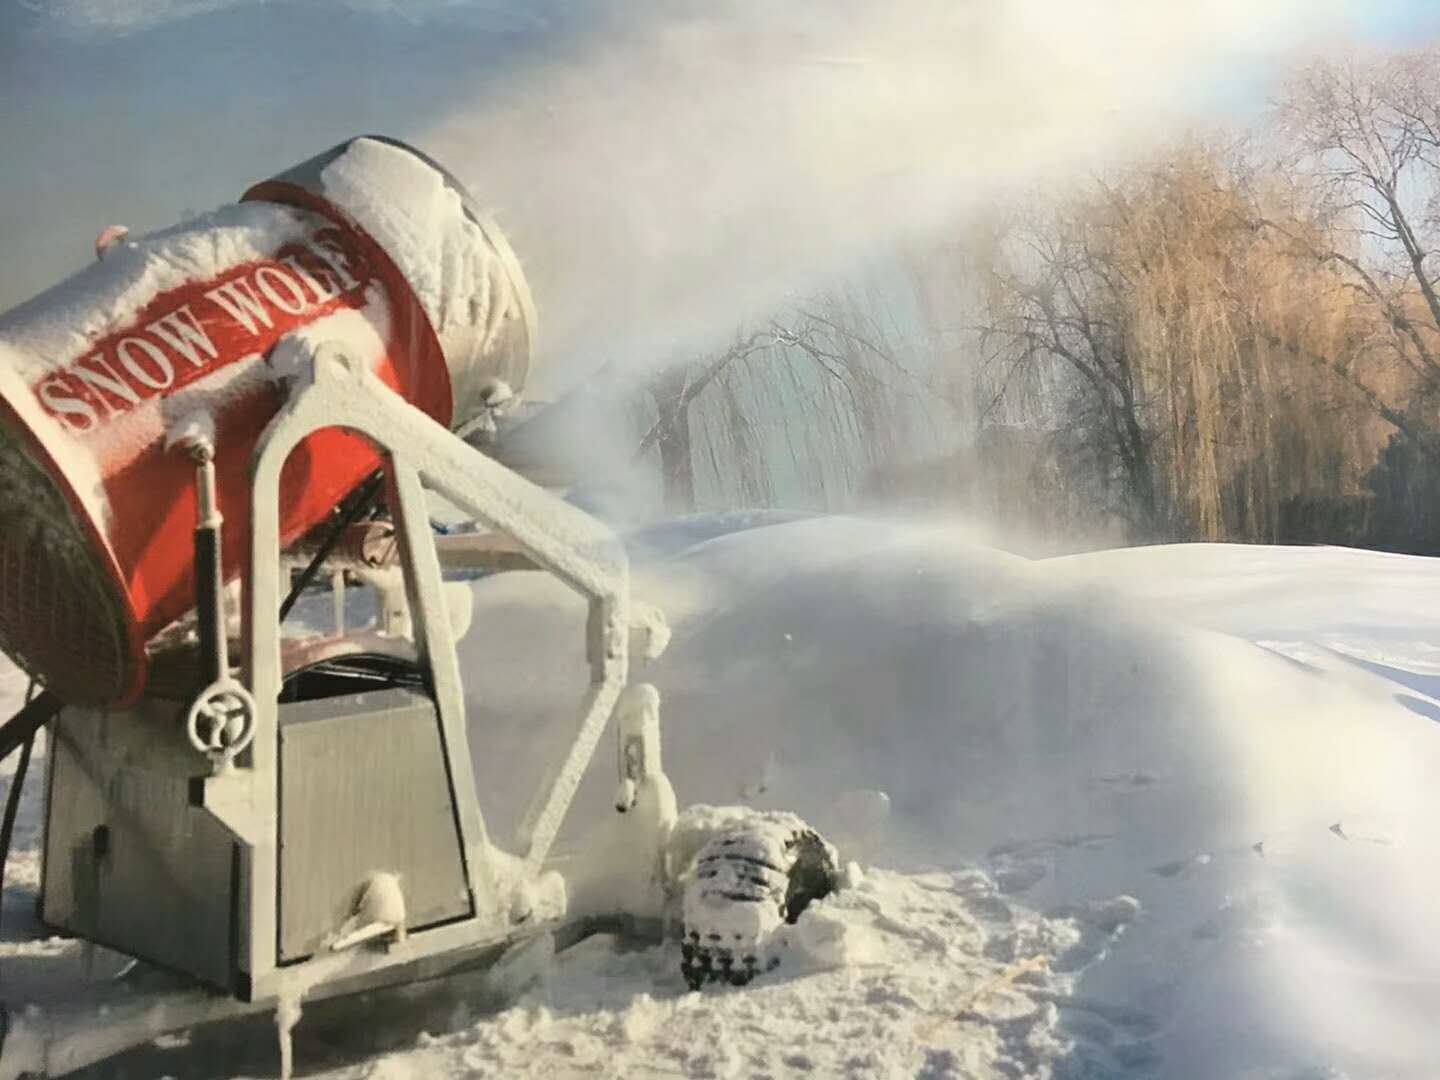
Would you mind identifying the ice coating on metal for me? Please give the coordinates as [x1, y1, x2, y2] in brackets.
[0, 143, 471, 705]
[223, 347, 631, 990]
[0, 202, 315, 532]
[0, 203, 311, 377]
[312, 138, 536, 425]
[0, 200, 342, 704]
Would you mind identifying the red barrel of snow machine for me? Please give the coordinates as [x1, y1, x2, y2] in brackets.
[0, 136, 537, 707]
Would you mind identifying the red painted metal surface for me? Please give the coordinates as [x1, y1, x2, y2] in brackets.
[0, 146, 457, 707]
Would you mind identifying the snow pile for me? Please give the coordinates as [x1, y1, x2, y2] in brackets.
[453, 518, 1440, 1078]
[1049, 542, 1440, 703]
[355, 870, 1138, 1080]
[1, 519, 1437, 1077]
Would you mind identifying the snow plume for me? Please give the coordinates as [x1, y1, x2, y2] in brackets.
[418, 0, 1360, 395]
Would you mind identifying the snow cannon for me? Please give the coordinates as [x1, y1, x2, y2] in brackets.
[0, 136, 841, 1079]
[0, 136, 536, 709]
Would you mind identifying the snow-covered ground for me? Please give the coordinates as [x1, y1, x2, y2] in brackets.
[2, 519, 1437, 1078]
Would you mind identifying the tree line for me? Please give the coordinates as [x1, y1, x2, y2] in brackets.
[633, 48, 1440, 554]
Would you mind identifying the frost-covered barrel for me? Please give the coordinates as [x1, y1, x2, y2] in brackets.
[0, 136, 536, 707]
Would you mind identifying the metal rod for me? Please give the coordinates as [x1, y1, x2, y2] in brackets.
[279, 470, 383, 624]
[191, 443, 228, 683]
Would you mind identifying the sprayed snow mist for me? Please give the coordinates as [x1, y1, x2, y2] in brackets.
[420, 0, 1355, 397]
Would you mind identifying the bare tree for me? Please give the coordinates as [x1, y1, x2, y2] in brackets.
[974, 142, 1382, 542]
[975, 184, 1159, 531]
[1269, 49, 1440, 441]
[635, 303, 917, 512]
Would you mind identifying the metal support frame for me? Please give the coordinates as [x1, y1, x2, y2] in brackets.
[0, 338, 684, 1079]
[0, 914, 661, 1079]
[196, 344, 635, 1001]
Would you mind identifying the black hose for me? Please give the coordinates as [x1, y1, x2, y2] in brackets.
[278, 469, 384, 624]
[0, 681, 50, 938]
[194, 523, 224, 680]
[0, 687, 57, 765]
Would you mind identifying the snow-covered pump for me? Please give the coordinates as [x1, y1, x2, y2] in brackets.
[0, 137, 839, 1078]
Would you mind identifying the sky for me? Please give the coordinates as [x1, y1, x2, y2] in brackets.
[2, 1, 1439, 391]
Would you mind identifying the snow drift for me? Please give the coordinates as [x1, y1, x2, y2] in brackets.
[1, 518, 1437, 1077]
[455, 518, 1440, 1079]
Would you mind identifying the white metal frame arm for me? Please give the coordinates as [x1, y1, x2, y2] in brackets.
[204, 345, 632, 991]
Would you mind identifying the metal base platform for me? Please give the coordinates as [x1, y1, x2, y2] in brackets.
[0, 914, 660, 1079]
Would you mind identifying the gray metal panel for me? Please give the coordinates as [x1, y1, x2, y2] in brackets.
[42, 705, 236, 990]
[278, 688, 471, 962]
